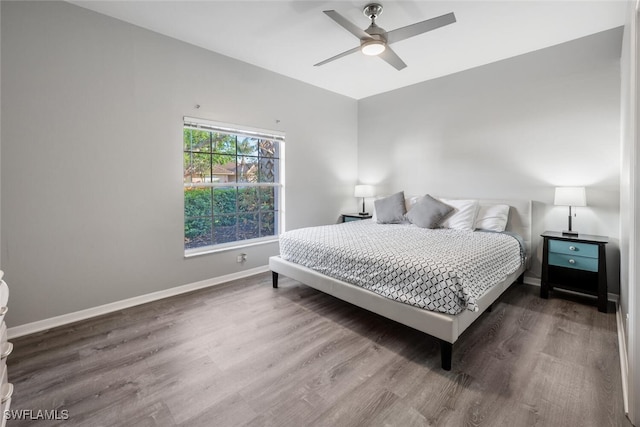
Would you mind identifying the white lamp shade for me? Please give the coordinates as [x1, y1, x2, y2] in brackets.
[554, 187, 587, 207]
[354, 185, 375, 198]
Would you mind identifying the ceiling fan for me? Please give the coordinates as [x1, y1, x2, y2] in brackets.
[315, 3, 456, 70]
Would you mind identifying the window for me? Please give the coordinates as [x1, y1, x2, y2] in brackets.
[183, 117, 283, 254]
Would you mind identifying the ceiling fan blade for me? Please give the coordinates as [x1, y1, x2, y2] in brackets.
[314, 46, 361, 67]
[379, 46, 407, 70]
[386, 12, 456, 44]
[323, 10, 371, 40]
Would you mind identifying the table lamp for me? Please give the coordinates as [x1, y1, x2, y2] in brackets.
[554, 186, 586, 237]
[354, 185, 375, 216]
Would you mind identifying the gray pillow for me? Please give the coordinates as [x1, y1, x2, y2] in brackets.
[374, 191, 407, 224]
[405, 194, 454, 228]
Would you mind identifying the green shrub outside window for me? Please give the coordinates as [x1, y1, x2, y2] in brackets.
[183, 120, 282, 252]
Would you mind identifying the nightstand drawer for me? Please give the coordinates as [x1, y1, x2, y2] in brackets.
[548, 240, 598, 258]
[548, 253, 598, 272]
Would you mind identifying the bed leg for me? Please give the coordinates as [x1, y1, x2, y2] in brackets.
[440, 340, 452, 371]
[272, 271, 279, 289]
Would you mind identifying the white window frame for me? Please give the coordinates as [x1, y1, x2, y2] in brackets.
[183, 117, 285, 257]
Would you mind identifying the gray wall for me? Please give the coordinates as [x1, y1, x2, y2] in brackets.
[0, 1, 358, 327]
[358, 28, 623, 290]
[0, 0, 2, 270]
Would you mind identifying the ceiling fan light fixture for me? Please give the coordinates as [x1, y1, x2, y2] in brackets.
[361, 39, 386, 56]
[316, 5, 455, 70]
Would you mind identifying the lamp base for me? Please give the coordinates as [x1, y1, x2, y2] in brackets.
[359, 212, 369, 216]
[562, 230, 579, 237]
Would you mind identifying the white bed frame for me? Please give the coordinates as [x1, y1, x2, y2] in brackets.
[269, 199, 532, 370]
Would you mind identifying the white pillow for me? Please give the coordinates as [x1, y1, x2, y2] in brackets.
[405, 195, 421, 212]
[438, 198, 480, 231]
[474, 204, 510, 232]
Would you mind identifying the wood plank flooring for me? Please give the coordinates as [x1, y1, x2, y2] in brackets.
[7, 273, 631, 426]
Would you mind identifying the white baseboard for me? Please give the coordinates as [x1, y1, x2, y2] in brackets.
[7, 265, 270, 339]
[523, 276, 540, 287]
[616, 301, 630, 416]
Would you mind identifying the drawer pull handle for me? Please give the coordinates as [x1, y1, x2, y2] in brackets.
[1, 342, 12, 359]
[568, 259, 576, 264]
[569, 246, 576, 251]
[0, 383, 13, 404]
[0, 307, 7, 317]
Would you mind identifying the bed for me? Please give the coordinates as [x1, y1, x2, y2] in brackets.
[269, 197, 532, 370]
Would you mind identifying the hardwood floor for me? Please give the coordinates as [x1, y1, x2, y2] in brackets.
[7, 273, 630, 426]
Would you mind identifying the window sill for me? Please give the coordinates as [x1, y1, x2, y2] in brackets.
[184, 236, 279, 258]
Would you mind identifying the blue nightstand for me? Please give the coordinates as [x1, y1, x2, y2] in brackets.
[540, 231, 608, 312]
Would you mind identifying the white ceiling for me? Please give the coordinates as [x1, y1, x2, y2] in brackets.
[70, 1, 628, 100]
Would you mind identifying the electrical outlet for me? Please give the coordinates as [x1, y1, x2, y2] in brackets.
[237, 253, 247, 263]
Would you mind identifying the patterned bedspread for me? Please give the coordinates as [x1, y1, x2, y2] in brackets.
[279, 220, 524, 314]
